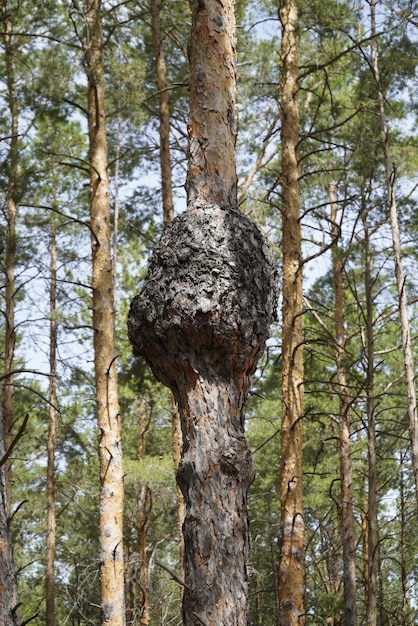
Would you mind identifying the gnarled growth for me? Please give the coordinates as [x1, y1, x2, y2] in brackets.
[128, 204, 277, 624]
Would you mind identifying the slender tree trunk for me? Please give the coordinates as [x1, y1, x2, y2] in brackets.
[0, 425, 19, 625]
[361, 209, 378, 626]
[151, 0, 174, 228]
[1, 0, 18, 512]
[136, 485, 150, 626]
[277, 0, 305, 623]
[150, 0, 185, 584]
[134, 397, 151, 625]
[329, 182, 357, 626]
[399, 452, 409, 626]
[368, 0, 418, 508]
[128, 2, 277, 624]
[85, 2, 125, 624]
[46, 212, 58, 626]
[112, 114, 121, 315]
[0, 6, 20, 622]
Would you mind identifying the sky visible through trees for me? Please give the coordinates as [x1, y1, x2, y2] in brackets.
[1, 0, 418, 624]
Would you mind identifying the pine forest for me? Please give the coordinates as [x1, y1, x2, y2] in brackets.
[1, 0, 418, 624]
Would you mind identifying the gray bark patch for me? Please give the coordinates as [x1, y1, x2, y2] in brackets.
[128, 205, 277, 390]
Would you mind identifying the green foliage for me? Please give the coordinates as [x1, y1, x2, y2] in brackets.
[2, 0, 418, 623]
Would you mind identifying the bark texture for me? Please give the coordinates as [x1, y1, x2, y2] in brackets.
[128, 205, 277, 625]
[186, 0, 237, 210]
[277, 0, 305, 623]
[86, 1, 125, 624]
[129, 2, 277, 622]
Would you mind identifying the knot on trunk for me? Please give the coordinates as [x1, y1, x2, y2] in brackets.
[128, 205, 277, 390]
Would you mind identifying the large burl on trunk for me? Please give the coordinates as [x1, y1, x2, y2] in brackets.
[128, 204, 277, 625]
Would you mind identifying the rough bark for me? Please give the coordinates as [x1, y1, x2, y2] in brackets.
[46, 213, 57, 626]
[129, 3, 277, 622]
[330, 183, 357, 626]
[186, 0, 237, 211]
[85, 1, 125, 624]
[277, 0, 305, 623]
[128, 205, 277, 625]
[369, 0, 418, 509]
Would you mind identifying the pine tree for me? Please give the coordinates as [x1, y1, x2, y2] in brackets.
[128, 1, 277, 623]
[85, 0, 125, 623]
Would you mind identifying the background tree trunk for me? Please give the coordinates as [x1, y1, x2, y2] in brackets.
[368, 0, 418, 509]
[46, 211, 57, 626]
[0, 404, 19, 625]
[1, 0, 18, 512]
[277, 0, 305, 622]
[150, 0, 185, 584]
[330, 182, 357, 626]
[85, 1, 125, 624]
[151, 0, 174, 228]
[361, 208, 378, 626]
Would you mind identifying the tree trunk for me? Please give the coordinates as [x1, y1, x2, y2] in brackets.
[151, 0, 174, 228]
[150, 0, 185, 584]
[85, 2, 125, 624]
[186, 0, 237, 210]
[399, 452, 409, 626]
[129, 205, 277, 625]
[46, 212, 57, 626]
[136, 485, 150, 626]
[330, 182, 357, 626]
[368, 0, 418, 509]
[1, 0, 18, 513]
[277, 0, 305, 623]
[361, 209, 378, 626]
[129, 3, 276, 623]
[0, 428, 19, 625]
